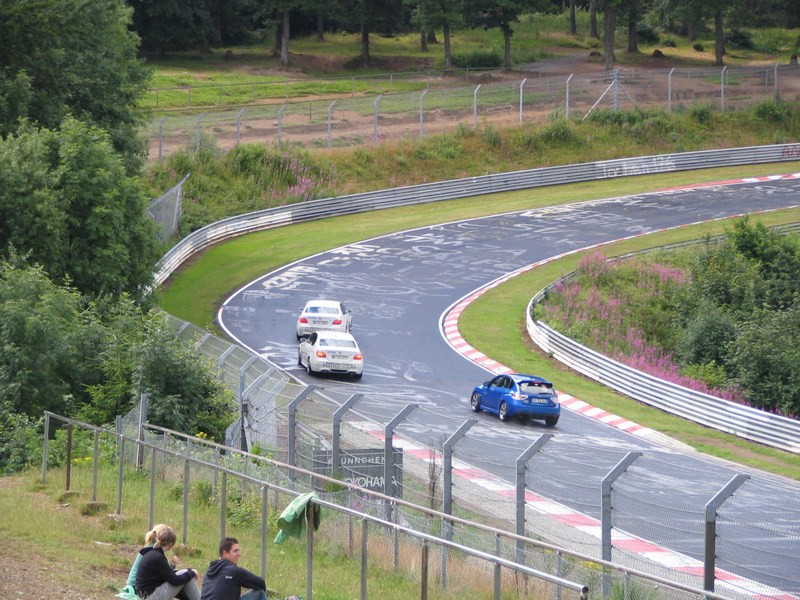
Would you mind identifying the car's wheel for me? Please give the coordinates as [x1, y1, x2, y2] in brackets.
[305, 359, 314, 375]
[470, 392, 482, 413]
[354, 372, 363, 380]
[297, 352, 303, 366]
[498, 401, 509, 421]
[545, 416, 559, 427]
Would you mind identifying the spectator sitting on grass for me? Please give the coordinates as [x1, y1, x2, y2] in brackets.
[200, 537, 268, 600]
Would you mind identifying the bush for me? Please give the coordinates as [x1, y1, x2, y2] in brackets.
[692, 42, 704, 52]
[540, 118, 575, 144]
[0, 401, 41, 474]
[637, 23, 661, 45]
[726, 28, 754, 50]
[689, 103, 714, 125]
[754, 99, 790, 123]
[452, 49, 502, 69]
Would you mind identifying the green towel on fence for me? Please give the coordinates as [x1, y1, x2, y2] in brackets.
[274, 491, 321, 545]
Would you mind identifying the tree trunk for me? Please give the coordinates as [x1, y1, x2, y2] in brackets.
[280, 9, 290, 67]
[627, 7, 638, 53]
[686, 19, 695, 41]
[427, 30, 438, 44]
[714, 9, 725, 66]
[590, 0, 599, 38]
[569, 0, 577, 35]
[360, 23, 370, 63]
[316, 10, 324, 41]
[443, 20, 452, 73]
[603, 3, 615, 71]
[502, 23, 512, 70]
[420, 29, 428, 52]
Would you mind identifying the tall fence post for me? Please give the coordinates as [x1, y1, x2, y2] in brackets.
[384, 404, 418, 522]
[441, 419, 476, 588]
[327, 100, 336, 148]
[236, 108, 246, 146]
[473, 84, 482, 128]
[137, 393, 148, 470]
[373, 95, 382, 142]
[276, 105, 286, 145]
[773, 62, 780, 99]
[519, 78, 527, 124]
[158, 117, 167, 161]
[704, 474, 748, 592]
[565, 74, 573, 117]
[515, 434, 553, 562]
[287, 385, 318, 480]
[419, 90, 428, 139]
[332, 394, 363, 479]
[720, 66, 727, 112]
[116, 434, 125, 516]
[92, 429, 99, 502]
[260, 485, 269, 579]
[41, 412, 51, 484]
[668, 68, 675, 113]
[195, 113, 207, 152]
[601, 451, 641, 596]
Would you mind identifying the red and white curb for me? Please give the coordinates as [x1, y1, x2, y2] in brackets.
[351, 419, 795, 600]
[434, 174, 800, 599]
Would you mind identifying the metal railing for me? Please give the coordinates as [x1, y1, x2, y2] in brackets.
[154, 142, 800, 286]
[42, 411, 753, 600]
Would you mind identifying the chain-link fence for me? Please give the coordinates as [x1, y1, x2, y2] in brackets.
[43, 411, 750, 600]
[117, 315, 800, 600]
[144, 64, 800, 161]
[147, 173, 189, 243]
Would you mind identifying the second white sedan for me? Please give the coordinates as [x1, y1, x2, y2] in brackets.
[295, 299, 352, 339]
[298, 331, 364, 379]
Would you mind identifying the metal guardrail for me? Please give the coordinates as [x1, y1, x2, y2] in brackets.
[524, 231, 800, 454]
[154, 143, 800, 285]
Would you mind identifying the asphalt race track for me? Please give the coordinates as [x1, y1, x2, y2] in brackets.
[218, 177, 800, 597]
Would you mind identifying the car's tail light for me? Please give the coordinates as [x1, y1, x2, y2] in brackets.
[299, 317, 309, 324]
[353, 353, 363, 360]
[511, 392, 525, 401]
[315, 350, 327, 358]
[332, 318, 342, 325]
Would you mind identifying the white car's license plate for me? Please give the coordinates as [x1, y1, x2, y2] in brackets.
[325, 362, 350, 370]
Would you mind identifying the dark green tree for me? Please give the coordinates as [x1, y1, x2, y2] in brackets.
[0, 118, 161, 300]
[462, 0, 528, 69]
[337, 0, 408, 63]
[0, 0, 151, 169]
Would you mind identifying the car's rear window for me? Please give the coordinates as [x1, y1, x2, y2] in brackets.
[519, 382, 552, 393]
[307, 306, 339, 315]
[319, 339, 356, 348]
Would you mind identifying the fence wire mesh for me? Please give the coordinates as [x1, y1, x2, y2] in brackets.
[145, 64, 800, 160]
[115, 312, 800, 600]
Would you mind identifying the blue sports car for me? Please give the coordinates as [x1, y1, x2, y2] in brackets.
[470, 373, 560, 426]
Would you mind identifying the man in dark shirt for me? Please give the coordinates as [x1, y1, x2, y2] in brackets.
[200, 538, 268, 600]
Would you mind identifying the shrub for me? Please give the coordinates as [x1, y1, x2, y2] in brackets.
[637, 23, 661, 45]
[452, 49, 502, 69]
[663, 39, 677, 48]
[726, 28, 754, 50]
[540, 118, 575, 144]
[692, 42, 704, 52]
[754, 99, 790, 123]
[689, 103, 714, 125]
